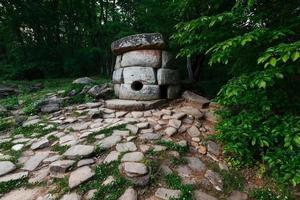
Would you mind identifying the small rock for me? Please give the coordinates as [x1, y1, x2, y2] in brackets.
[153, 145, 167, 152]
[205, 170, 223, 191]
[22, 152, 49, 171]
[84, 190, 97, 200]
[73, 77, 94, 85]
[121, 152, 144, 162]
[187, 126, 201, 137]
[41, 103, 60, 113]
[165, 127, 177, 137]
[180, 106, 203, 119]
[69, 166, 95, 189]
[139, 133, 161, 141]
[126, 124, 139, 134]
[228, 191, 248, 200]
[29, 167, 49, 184]
[193, 190, 218, 200]
[187, 157, 206, 172]
[31, 138, 50, 150]
[155, 188, 181, 200]
[207, 141, 220, 156]
[98, 135, 122, 149]
[63, 145, 95, 159]
[136, 122, 149, 129]
[116, 142, 137, 152]
[0, 171, 28, 182]
[182, 91, 210, 108]
[0, 161, 16, 176]
[50, 160, 75, 174]
[119, 188, 137, 200]
[102, 175, 115, 186]
[123, 162, 148, 176]
[11, 144, 24, 151]
[168, 119, 182, 129]
[104, 151, 120, 164]
[77, 159, 95, 167]
[61, 192, 81, 200]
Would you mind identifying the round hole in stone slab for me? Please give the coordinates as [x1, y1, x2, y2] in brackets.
[131, 81, 143, 91]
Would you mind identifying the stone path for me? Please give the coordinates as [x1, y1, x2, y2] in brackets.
[0, 95, 248, 200]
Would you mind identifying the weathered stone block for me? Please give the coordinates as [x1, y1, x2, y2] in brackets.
[114, 84, 120, 97]
[157, 69, 180, 85]
[162, 51, 174, 68]
[123, 67, 156, 84]
[121, 50, 161, 68]
[111, 33, 165, 55]
[112, 68, 123, 83]
[167, 85, 181, 99]
[115, 55, 122, 69]
[119, 84, 160, 100]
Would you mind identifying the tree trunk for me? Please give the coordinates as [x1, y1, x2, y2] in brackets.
[187, 56, 194, 81]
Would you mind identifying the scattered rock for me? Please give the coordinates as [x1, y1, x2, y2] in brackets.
[119, 188, 138, 200]
[165, 127, 177, 137]
[61, 192, 81, 200]
[205, 170, 223, 191]
[1, 188, 40, 200]
[73, 77, 94, 85]
[126, 124, 139, 134]
[180, 106, 203, 119]
[29, 167, 49, 184]
[98, 135, 122, 149]
[193, 190, 218, 200]
[49, 160, 75, 174]
[69, 166, 95, 189]
[63, 145, 95, 159]
[31, 138, 50, 150]
[0, 161, 16, 176]
[187, 126, 201, 137]
[103, 151, 120, 164]
[0, 171, 28, 182]
[207, 141, 220, 156]
[182, 91, 210, 108]
[155, 188, 181, 200]
[41, 103, 60, 113]
[116, 142, 137, 152]
[187, 157, 206, 172]
[121, 152, 144, 162]
[22, 152, 49, 171]
[77, 159, 95, 167]
[88, 84, 112, 98]
[228, 191, 248, 200]
[11, 144, 24, 151]
[123, 162, 148, 176]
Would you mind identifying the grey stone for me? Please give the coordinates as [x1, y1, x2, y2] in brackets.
[0, 161, 16, 176]
[180, 106, 203, 119]
[136, 122, 149, 129]
[182, 91, 210, 108]
[111, 33, 165, 55]
[31, 138, 50, 150]
[41, 103, 60, 113]
[187, 126, 201, 137]
[205, 170, 223, 191]
[103, 151, 120, 164]
[73, 77, 94, 84]
[207, 141, 220, 156]
[194, 190, 218, 200]
[155, 188, 182, 200]
[77, 159, 95, 167]
[116, 142, 137, 152]
[168, 119, 182, 129]
[126, 124, 139, 134]
[165, 127, 177, 137]
[0, 171, 28, 183]
[157, 69, 180, 85]
[167, 85, 181, 99]
[28, 167, 49, 184]
[123, 162, 148, 176]
[187, 157, 206, 171]
[139, 133, 161, 141]
[121, 152, 144, 162]
[11, 144, 24, 151]
[98, 135, 122, 149]
[64, 145, 95, 159]
[119, 188, 138, 200]
[88, 84, 112, 98]
[123, 66, 156, 84]
[84, 190, 97, 200]
[228, 191, 248, 200]
[61, 193, 81, 200]
[162, 51, 174, 68]
[1, 188, 40, 200]
[22, 152, 49, 171]
[49, 160, 75, 174]
[113, 130, 130, 137]
[119, 84, 160, 100]
[105, 99, 166, 111]
[114, 84, 121, 97]
[113, 68, 124, 83]
[121, 50, 161, 68]
[69, 166, 95, 189]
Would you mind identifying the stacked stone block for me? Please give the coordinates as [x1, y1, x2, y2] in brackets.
[111, 33, 181, 101]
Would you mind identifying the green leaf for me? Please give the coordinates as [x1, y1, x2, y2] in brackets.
[269, 58, 277, 67]
[282, 54, 290, 62]
[258, 81, 266, 89]
[291, 51, 300, 61]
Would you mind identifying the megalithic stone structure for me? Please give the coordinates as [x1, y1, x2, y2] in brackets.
[111, 33, 181, 101]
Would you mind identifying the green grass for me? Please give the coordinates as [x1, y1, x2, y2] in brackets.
[12, 124, 55, 138]
[0, 177, 28, 195]
[165, 173, 194, 200]
[51, 145, 69, 155]
[156, 140, 188, 155]
[249, 188, 293, 200]
[79, 161, 132, 200]
[170, 157, 188, 166]
[52, 177, 70, 195]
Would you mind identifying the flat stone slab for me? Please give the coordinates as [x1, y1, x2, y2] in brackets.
[0, 171, 28, 183]
[119, 84, 160, 101]
[123, 66, 156, 84]
[22, 152, 49, 171]
[1, 188, 41, 200]
[121, 50, 161, 68]
[155, 188, 182, 200]
[61, 193, 81, 200]
[193, 190, 218, 200]
[121, 152, 144, 162]
[97, 135, 122, 149]
[69, 166, 95, 189]
[49, 160, 76, 174]
[63, 145, 95, 159]
[105, 99, 166, 111]
[116, 142, 137, 152]
[119, 188, 138, 200]
[123, 162, 148, 176]
[0, 161, 16, 176]
[111, 33, 165, 55]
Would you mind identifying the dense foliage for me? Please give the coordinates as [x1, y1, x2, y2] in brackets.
[173, 0, 300, 185]
[0, 0, 177, 79]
